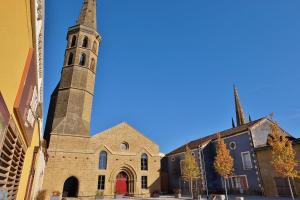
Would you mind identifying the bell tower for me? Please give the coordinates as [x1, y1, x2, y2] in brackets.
[45, 0, 101, 141]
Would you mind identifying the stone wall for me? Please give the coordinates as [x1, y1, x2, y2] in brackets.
[256, 142, 300, 197]
[42, 123, 160, 199]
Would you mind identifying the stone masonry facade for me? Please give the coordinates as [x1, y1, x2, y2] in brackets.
[42, 123, 161, 198]
[42, 0, 161, 198]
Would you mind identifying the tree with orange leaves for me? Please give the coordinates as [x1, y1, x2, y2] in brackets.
[269, 124, 298, 199]
[214, 134, 234, 200]
[181, 145, 201, 199]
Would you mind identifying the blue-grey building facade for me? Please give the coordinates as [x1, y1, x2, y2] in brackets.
[162, 120, 264, 196]
[161, 86, 273, 196]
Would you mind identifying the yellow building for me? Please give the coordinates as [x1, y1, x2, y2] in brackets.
[0, 0, 45, 199]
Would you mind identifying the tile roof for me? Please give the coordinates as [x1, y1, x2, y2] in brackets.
[166, 118, 265, 156]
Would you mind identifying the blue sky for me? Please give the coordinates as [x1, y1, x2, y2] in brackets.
[45, 0, 300, 153]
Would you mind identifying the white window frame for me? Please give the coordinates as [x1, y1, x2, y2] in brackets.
[180, 160, 184, 176]
[241, 151, 253, 170]
[229, 175, 249, 190]
[229, 141, 237, 150]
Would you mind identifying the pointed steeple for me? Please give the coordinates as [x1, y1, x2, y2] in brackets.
[77, 0, 97, 30]
[232, 117, 236, 128]
[44, 0, 101, 140]
[234, 85, 246, 126]
[248, 114, 252, 122]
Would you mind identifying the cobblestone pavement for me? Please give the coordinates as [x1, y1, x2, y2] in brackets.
[103, 195, 300, 200]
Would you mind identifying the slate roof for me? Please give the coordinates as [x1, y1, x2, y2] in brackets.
[166, 118, 265, 156]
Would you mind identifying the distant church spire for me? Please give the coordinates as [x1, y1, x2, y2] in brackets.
[248, 114, 252, 122]
[77, 0, 97, 29]
[234, 85, 246, 126]
[232, 117, 236, 128]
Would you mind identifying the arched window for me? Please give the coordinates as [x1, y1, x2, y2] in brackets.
[90, 58, 95, 72]
[92, 40, 98, 53]
[79, 53, 86, 66]
[70, 35, 77, 47]
[82, 36, 89, 48]
[141, 153, 148, 171]
[67, 52, 74, 65]
[99, 151, 107, 169]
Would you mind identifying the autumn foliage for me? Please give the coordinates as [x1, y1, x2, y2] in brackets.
[269, 124, 298, 179]
[214, 134, 234, 178]
[181, 145, 201, 197]
[181, 145, 201, 180]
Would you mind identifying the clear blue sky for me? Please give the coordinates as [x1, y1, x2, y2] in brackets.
[45, 0, 300, 153]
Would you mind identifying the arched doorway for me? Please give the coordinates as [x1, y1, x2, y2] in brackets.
[62, 176, 79, 197]
[112, 165, 136, 196]
[116, 171, 128, 195]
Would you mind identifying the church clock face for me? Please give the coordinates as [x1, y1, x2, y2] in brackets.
[120, 142, 129, 151]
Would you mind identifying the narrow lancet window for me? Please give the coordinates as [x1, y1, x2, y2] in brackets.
[90, 58, 95, 72]
[79, 53, 86, 66]
[141, 153, 148, 171]
[68, 53, 74, 65]
[92, 40, 98, 53]
[71, 35, 77, 47]
[82, 36, 89, 48]
[99, 151, 107, 169]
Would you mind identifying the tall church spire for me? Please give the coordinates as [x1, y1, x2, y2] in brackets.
[234, 85, 246, 126]
[44, 0, 101, 142]
[77, 0, 97, 30]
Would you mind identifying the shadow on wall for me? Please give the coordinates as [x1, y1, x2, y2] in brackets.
[160, 157, 169, 194]
[148, 177, 161, 197]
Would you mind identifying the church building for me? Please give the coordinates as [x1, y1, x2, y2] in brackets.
[42, 0, 160, 198]
[162, 86, 300, 198]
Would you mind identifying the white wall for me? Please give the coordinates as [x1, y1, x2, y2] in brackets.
[250, 119, 272, 148]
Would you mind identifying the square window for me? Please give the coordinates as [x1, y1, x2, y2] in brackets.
[241, 152, 253, 170]
[98, 175, 105, 190]
[141, 176, 147, 189]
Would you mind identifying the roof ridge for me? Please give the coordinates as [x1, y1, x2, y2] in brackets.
[166, 117, 266, 156]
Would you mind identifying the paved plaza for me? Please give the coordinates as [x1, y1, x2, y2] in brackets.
[103, 195, 300, 200]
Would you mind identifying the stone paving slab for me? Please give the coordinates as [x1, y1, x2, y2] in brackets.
[100, 195, 300, 200]
[69, 195, 300, 200]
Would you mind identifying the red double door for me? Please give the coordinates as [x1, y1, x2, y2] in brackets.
[116, 173, 128, 195]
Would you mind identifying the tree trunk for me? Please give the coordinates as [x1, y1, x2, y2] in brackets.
[287, 177, 295, 200]
[224, 177, 228, 200]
